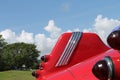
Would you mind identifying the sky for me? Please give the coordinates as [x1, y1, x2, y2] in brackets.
[0, 0, 120, 56]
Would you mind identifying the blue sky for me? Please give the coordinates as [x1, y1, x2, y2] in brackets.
[0, 0, 120, 55]
[0, 0, 120, 34]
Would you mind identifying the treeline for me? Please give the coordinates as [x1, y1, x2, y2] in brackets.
[0, 35, 40, 71]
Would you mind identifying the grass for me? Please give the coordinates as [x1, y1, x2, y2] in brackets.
[0, 70, 35, 80]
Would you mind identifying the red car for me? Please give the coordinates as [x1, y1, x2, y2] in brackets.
[32, 30, 120, 80]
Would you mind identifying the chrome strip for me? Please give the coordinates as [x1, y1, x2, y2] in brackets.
[55, 32, 82, 67]
[104, 56, 114, 80]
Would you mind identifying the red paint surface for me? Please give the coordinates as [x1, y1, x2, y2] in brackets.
[33, 32, 120, 80]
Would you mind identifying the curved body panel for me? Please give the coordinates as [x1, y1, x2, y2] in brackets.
[32, 32, 120, 80]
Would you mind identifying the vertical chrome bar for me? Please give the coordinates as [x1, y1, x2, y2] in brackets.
[55, 32, 82, 67]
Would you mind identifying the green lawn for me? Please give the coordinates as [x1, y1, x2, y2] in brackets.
[0, 70, 35, 80]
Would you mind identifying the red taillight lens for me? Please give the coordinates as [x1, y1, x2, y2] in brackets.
[92, 60, 109, 80]
[107, 30, 120, 50]
[92, 57, 114, 80]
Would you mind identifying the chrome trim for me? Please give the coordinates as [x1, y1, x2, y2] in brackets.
[104, 56, 114, 80]
[55, 32, 82, 67]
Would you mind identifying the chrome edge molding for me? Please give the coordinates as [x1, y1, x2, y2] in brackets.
[104, 56, 114, 80]
[55, 32, 82, 67]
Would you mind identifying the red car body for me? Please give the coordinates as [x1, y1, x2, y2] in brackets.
[32, 32, 120, 80]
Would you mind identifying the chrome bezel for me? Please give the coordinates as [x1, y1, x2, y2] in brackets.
[104, 56, 114, 80]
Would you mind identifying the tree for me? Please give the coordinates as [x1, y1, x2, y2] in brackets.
[0, 35, 7, 49]
[0, 35, 8, 71]
[1, 42, 40, 70]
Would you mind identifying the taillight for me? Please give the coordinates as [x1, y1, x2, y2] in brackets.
[32, 71, 39, 78]
[107, 30, 120, 50]
[92, 56, 114, 80]
[41, 55, 49, 62]
[41, 55, 47, 62]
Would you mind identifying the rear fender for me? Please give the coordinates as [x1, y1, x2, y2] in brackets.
[35, 32, 110, 80]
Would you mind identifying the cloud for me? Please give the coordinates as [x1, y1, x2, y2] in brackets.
[0, 15, 120, 56]
[44, 20, 61, 39]
[61, 3, 70, 11]
[0, 29, 16, 43]
[94, 15, 120, 43]
[17, 30, 34, 43]
[0, 29, 34, 44]
[0, 20, 62, 56]
[83, 15, 120, 44]
[35, 20, 62, 55]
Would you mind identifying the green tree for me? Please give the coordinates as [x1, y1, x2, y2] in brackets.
[0, 35, 7, 49]
[2, 42, 40, 70]
[0, 35, 8, 71]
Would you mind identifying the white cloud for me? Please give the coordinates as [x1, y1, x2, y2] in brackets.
[0, 15, 120, 56]
[81, 15, 120, 44]
[67, 15, 120, 45]
[44, 20, 61, 39]
[67, 28, 80, 32]
[0, 20, 62, 56]
[0, 29, 34, 44]
[34, 34, 57, 55]
[93, 15, 120, 44]
[17, 30, 34, 43]
[0, 29, 16, 43]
